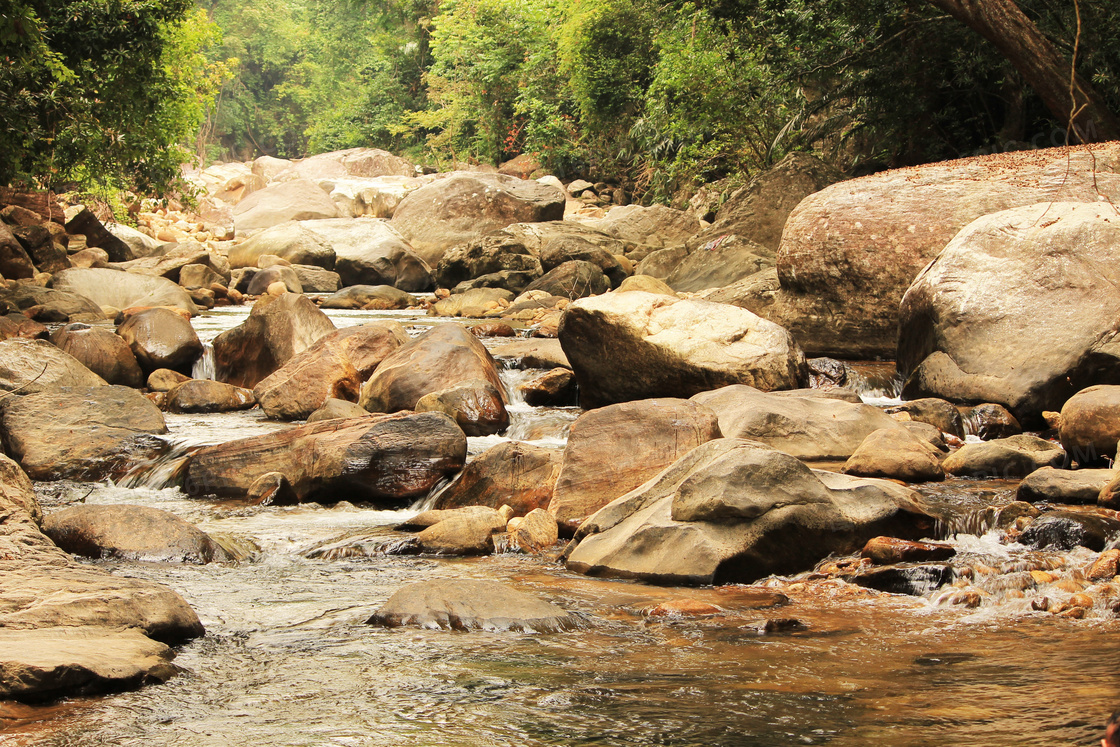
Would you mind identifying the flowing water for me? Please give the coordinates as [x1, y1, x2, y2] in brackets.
[3, 306, 1119, 746]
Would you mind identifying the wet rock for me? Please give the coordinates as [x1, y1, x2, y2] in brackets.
[42, 505, 232, 564]
[693, 385, 902, 461]
[1059, 385, 1120, 466]
[645, 599, 723, 617]
[185, 411, 466, 505]
[365, 579, 577, 632]
[50, 323, 144, 388]
[232, 179, 339, 235]
[415, 510, 508, 555]
[518, 368, 577, 407]
[521, 260, 610, 300]
[396, 506, 504, 531]
[359, 323, 507, 432]
[963, 403, 1022, 440]
[0, 338, 107, 394]
[861, 536, 955, 565]
[899, 203, 1120, 426]
[434, 231, 544, 290]
[431, 287, 514, 318]
[1016, 467, 1116, 504]
[841, 427, 945, 483]
[301, 218, 433, 291]
[470, 321, 516, 338]
[213, 292, 336, 388]
[489, 338, 569, 369]
[52, 267, 199, 315]
[0, 627, 178, 701]
[414, 379, 510, 436]
[550, 399, 722, 532]
[942, 435, 1065, 479]
[227, 221, 336, 269]
[1, 386, 167, 481]
[1099, 473, 1120, 509]
[116, 307, 203, 375]
[319, 285, 417, 310]
[390, 173, 565, 266]
[560, 292, 807, 408]
[564, 439, 937, 585]
[254, 322, 407, 421]
[1086, 549, 1120, 581]
[147, 368, 191, 392]
[509, 508, 560, 554]
[851, 564, 955, 596]
[886, 398, 965, 438]
[1019, 511, 1120, 551]
[431, 441, 562, 516]
[245, 265, 302, 295]
[246, 471, 299, 506]
[807, 357, 849, 388]
[307, 398, 369, 423]
[165, 380, 256, 414]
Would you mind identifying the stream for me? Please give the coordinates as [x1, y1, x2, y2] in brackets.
[2, 305, 1118, 746]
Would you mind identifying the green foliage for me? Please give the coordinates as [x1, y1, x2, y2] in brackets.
[0, 0, 226, 193]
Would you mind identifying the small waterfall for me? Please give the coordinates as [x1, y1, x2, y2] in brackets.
[192, 343, 216, 380]
[116, 439, 201, 490]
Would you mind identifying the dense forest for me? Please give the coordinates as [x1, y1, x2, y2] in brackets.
[3, 0, 1120, 203]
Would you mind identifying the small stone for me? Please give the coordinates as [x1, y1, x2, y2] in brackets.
[497, 504, 515, 523]
[646, 599, 723, 617]
[246, 472, 299, 506]
[1068, 592, 1095, 609]
[1087, 549, 1120, 581]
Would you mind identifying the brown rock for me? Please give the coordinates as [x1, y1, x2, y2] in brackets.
[518, 368, 577, 407]
[431, 441, 561, 515]
[1059, 385, 1120, 465]
[508, 508, 559, 554]
[1086, 548, 1120, 581]
[51, 323, 144, 388]
[117, 307, 203, 375]
[165, 380, 256, 413]
[146, 368, 191, 392]
[307, 398, 369, 423]
[645, 599, 723, 617]
[841, 427, 945, 483]
[860, 536, 956, 565]
[42, 504, 232, 563]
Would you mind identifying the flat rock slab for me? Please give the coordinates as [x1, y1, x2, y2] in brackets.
[0, 627, 177, 701]
[366, 579, 578, 633]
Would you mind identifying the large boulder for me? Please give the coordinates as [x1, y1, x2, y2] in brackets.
[434, 230, 544, 290]
[117, 307, 203, 375]
[390, 173, 565, 266]
[1058, 385, 1120, 465]
[51, 267, 199, 315]
[899, 203, 1120, 426]
[365, 579, 577, 633]
[941, 434, 1065, 479]
[539, 236, 627, 289]
[301, 218, 432, 291]
[841, 427, 945, 483]
[564, 439, 937, 585]
[0, 386, 167, 480]
[413, 379, 510, 436]
[359, 323, 508, 432]
[0, 338, 106, 394]
[254, 322, 408, 420]
[51, 323, 144, 388]
[0, 285, 104, 322]
[232, 179, 339, 235]
[1016, 466, 1116, 504]
[227, 221, 336, 269]
[212, 293, 336, 389]
[431, 441, 561, 516]
[42, 505, 232, 563]
[558, 291, 807, 408]
[185, 411, 466, 505]
[691, 385, 905, 461]
[745, 143, 1120, 358]
[115, 241, 230, 284]
[324, 176, 426, 219]
[0, 220, 37, 278]
[549, 399, 722, 531]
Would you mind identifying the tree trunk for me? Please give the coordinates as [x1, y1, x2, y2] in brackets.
[926, 0, 1120, 143]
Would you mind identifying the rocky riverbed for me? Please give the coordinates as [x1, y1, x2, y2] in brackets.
[1, 143, 1120, 744]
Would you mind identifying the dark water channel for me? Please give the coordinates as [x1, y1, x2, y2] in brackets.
[3, 307, 1118, 746]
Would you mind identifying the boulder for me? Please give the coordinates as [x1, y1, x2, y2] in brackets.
[14, 224, 70, 274]
[665, 236, 773, 293]
[165, 380, 256, 414]
[0, 338, 106, 394]
[851, 564, 955, 596]
[451, 270, 541, 295]
[323, 175, 426, 218]
[691, 385, 905, 461]
[233, 179, 339, 235]
[964, 403, 1023, 440]
[434, 230, 544, 290]
[941, 434, 1065, 479]
[414, 510, 507, 555]
[212, 293, 336, 388]
[319, 284, 417, 310]
[396, 505, 505, 531]
[51, 267, 199, 315]
[521, 260, 610, 300]
[539, 236, 627, 288]
[0, 627, 178, 701]
[549, 399, 722, 531]
[0, 285, 104, 322]
[860, 536, 955, 565]
[1019, 511, 1120, 552]
[573, 204, 700, 257]
[254, 322, 407, 420]
[42, 505, 232, 563]
[307, 398, 370, 423]
[115, 241, 230, 284]
[365, 579, 577, 632]
[1015, 467, 1116, 504]
[498, 153, 541, 179]
[185, 411, 466, 505]
[106, 223, 169, 258]
[559, 292, 807, 408]
[564, 439, 937, 585]
[178, 263, 225, 290]
[432, 287, 514, 318]
[116, 307, 203, 375]
[616, 274, 677, 296]
[841, 428, 945, 483]
[899, 203, 1120, 426]
[50, 323, 144, 387]
[64, 206, 132, 262]
[489, 338, 569, 369]
[390, 173, 565, 266]
[431, 441, 562, 515]
[885, 398, 965, 438]
[227, 222, 336, 269]
[752, 143, 1120, 358]
[0, 386, 167, 480]
[245, 265, 302, 295]
[1059, 385, 1120, 466]
[509, 508, 560, 553]
[359, 323, 507, 429]
[147, 368, 191, 392]
[518, 368, 577, 407]
[301, 218, 432, 291]
[414, 379, 510, 436]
